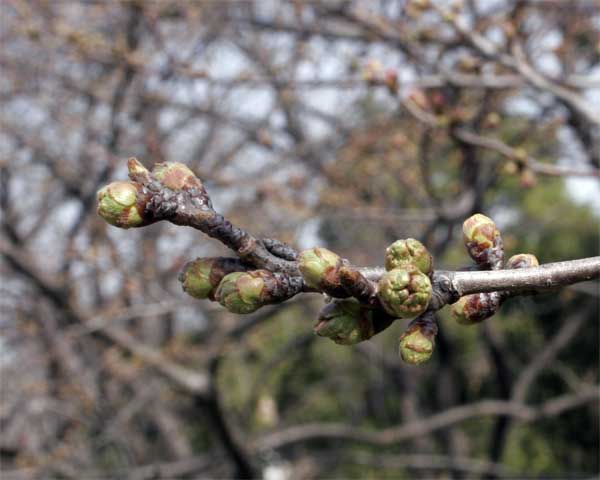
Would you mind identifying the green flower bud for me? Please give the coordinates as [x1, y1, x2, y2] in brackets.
[314, 300, 375, 345]
[377, 266, 432, 318]
[450, 293, 499, 325]
[97, 181, 143, 228]
[506, 253, 539, 269]
[180, 257, 247, 300]
[180, 258, 217, 300]
[298, 247, 341, 289]
[385, 238, 433, 274]
[215, 271, 268, 314]
[399, 321, 435, 365]
[152, 162, 202, 190]
[462, 213, 503, 268]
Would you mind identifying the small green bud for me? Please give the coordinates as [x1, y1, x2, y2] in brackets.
[314, 300, 374, 345]
[399, 322, 435, 365]
[377, 266, 432, 318]
[298, 247, 341, 289]
[180, 257, 246, 301]
[215, 271, 268, 314]
[450, 293, 499, 325]
[180, 258, 217, 300]
[385, 238, 433, 274]
[152, 162, 202, 190]
[506, 253, 539, 269]
[462, 213, 503, 267]
[97, 181, 143, 228]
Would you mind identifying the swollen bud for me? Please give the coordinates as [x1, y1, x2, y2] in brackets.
[462, 213, 503, 268]
[377, 266, 432, 318]
[506, 253, 539, 269]
[215, 270, 270, 314]
[450, 293, 500, 325]
[315, 300, 395, 345]
[152, 162, 203, 190]
[385, 238, 433, 274]
[97, 181, 144, 228]
[179, 257, 245, 301]
[399, 317, 437, 365]
[298, 247, 341, 289]
[314, 300, 375, 345]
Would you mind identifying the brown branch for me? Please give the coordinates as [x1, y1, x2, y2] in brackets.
[453, 128, 600, 178]
[255, 385, 600, 451]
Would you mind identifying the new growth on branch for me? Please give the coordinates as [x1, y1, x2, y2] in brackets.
[97, 159, 600, 365]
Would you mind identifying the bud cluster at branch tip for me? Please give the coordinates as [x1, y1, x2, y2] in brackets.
[385, 238, 433, 275]
[462, 213, 504, 269]
[399, 315, 437, 365]
[96, 181, 144, 228]
[377, 264, 432, 318]
[298, 247, 342, 289]
[215, 270, 274, 314]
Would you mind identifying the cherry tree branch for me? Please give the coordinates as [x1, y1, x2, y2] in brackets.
[111, 160, 599, 315]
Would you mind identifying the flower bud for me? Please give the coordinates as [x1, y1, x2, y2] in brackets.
[180, 258, 215, 299]
[506, 253, 539, 270]
[298, 247, 341, 289]
[314, 300, 375, 345]
[97, 181, 144, 228]
[398, 318, 437, 365]
[450, 293, 500, 325]
[462, 213, 503, 268]
[152, 162, 203, 190]
[385, 238, 433, 274]
[215, 270, 273, 314]
[180, 257, 247, 301]
[127, 157, 149, 178]
[377, 266, 432, 318]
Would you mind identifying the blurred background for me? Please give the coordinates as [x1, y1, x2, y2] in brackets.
[1, 1, 599, 478]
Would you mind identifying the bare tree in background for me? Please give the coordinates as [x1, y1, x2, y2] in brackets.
[1, 1, 599, 479]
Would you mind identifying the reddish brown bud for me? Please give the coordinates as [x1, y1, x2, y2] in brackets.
[152, 162, 203, 190]
[506, 253, 539, 270]
[462, 213, 504, 269]
[451, 293, 501, 325]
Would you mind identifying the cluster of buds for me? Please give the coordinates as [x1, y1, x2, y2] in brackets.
[97, 161, 548, 369]
[181, 264, 300, 315]
[380, 238, 436, 364]
[451, 213, 538, 325]
[97, 160, 211, 229]
[314, 299, 394, 345]
[298, 239, 436, 362]
[378, 238, 433, 319]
